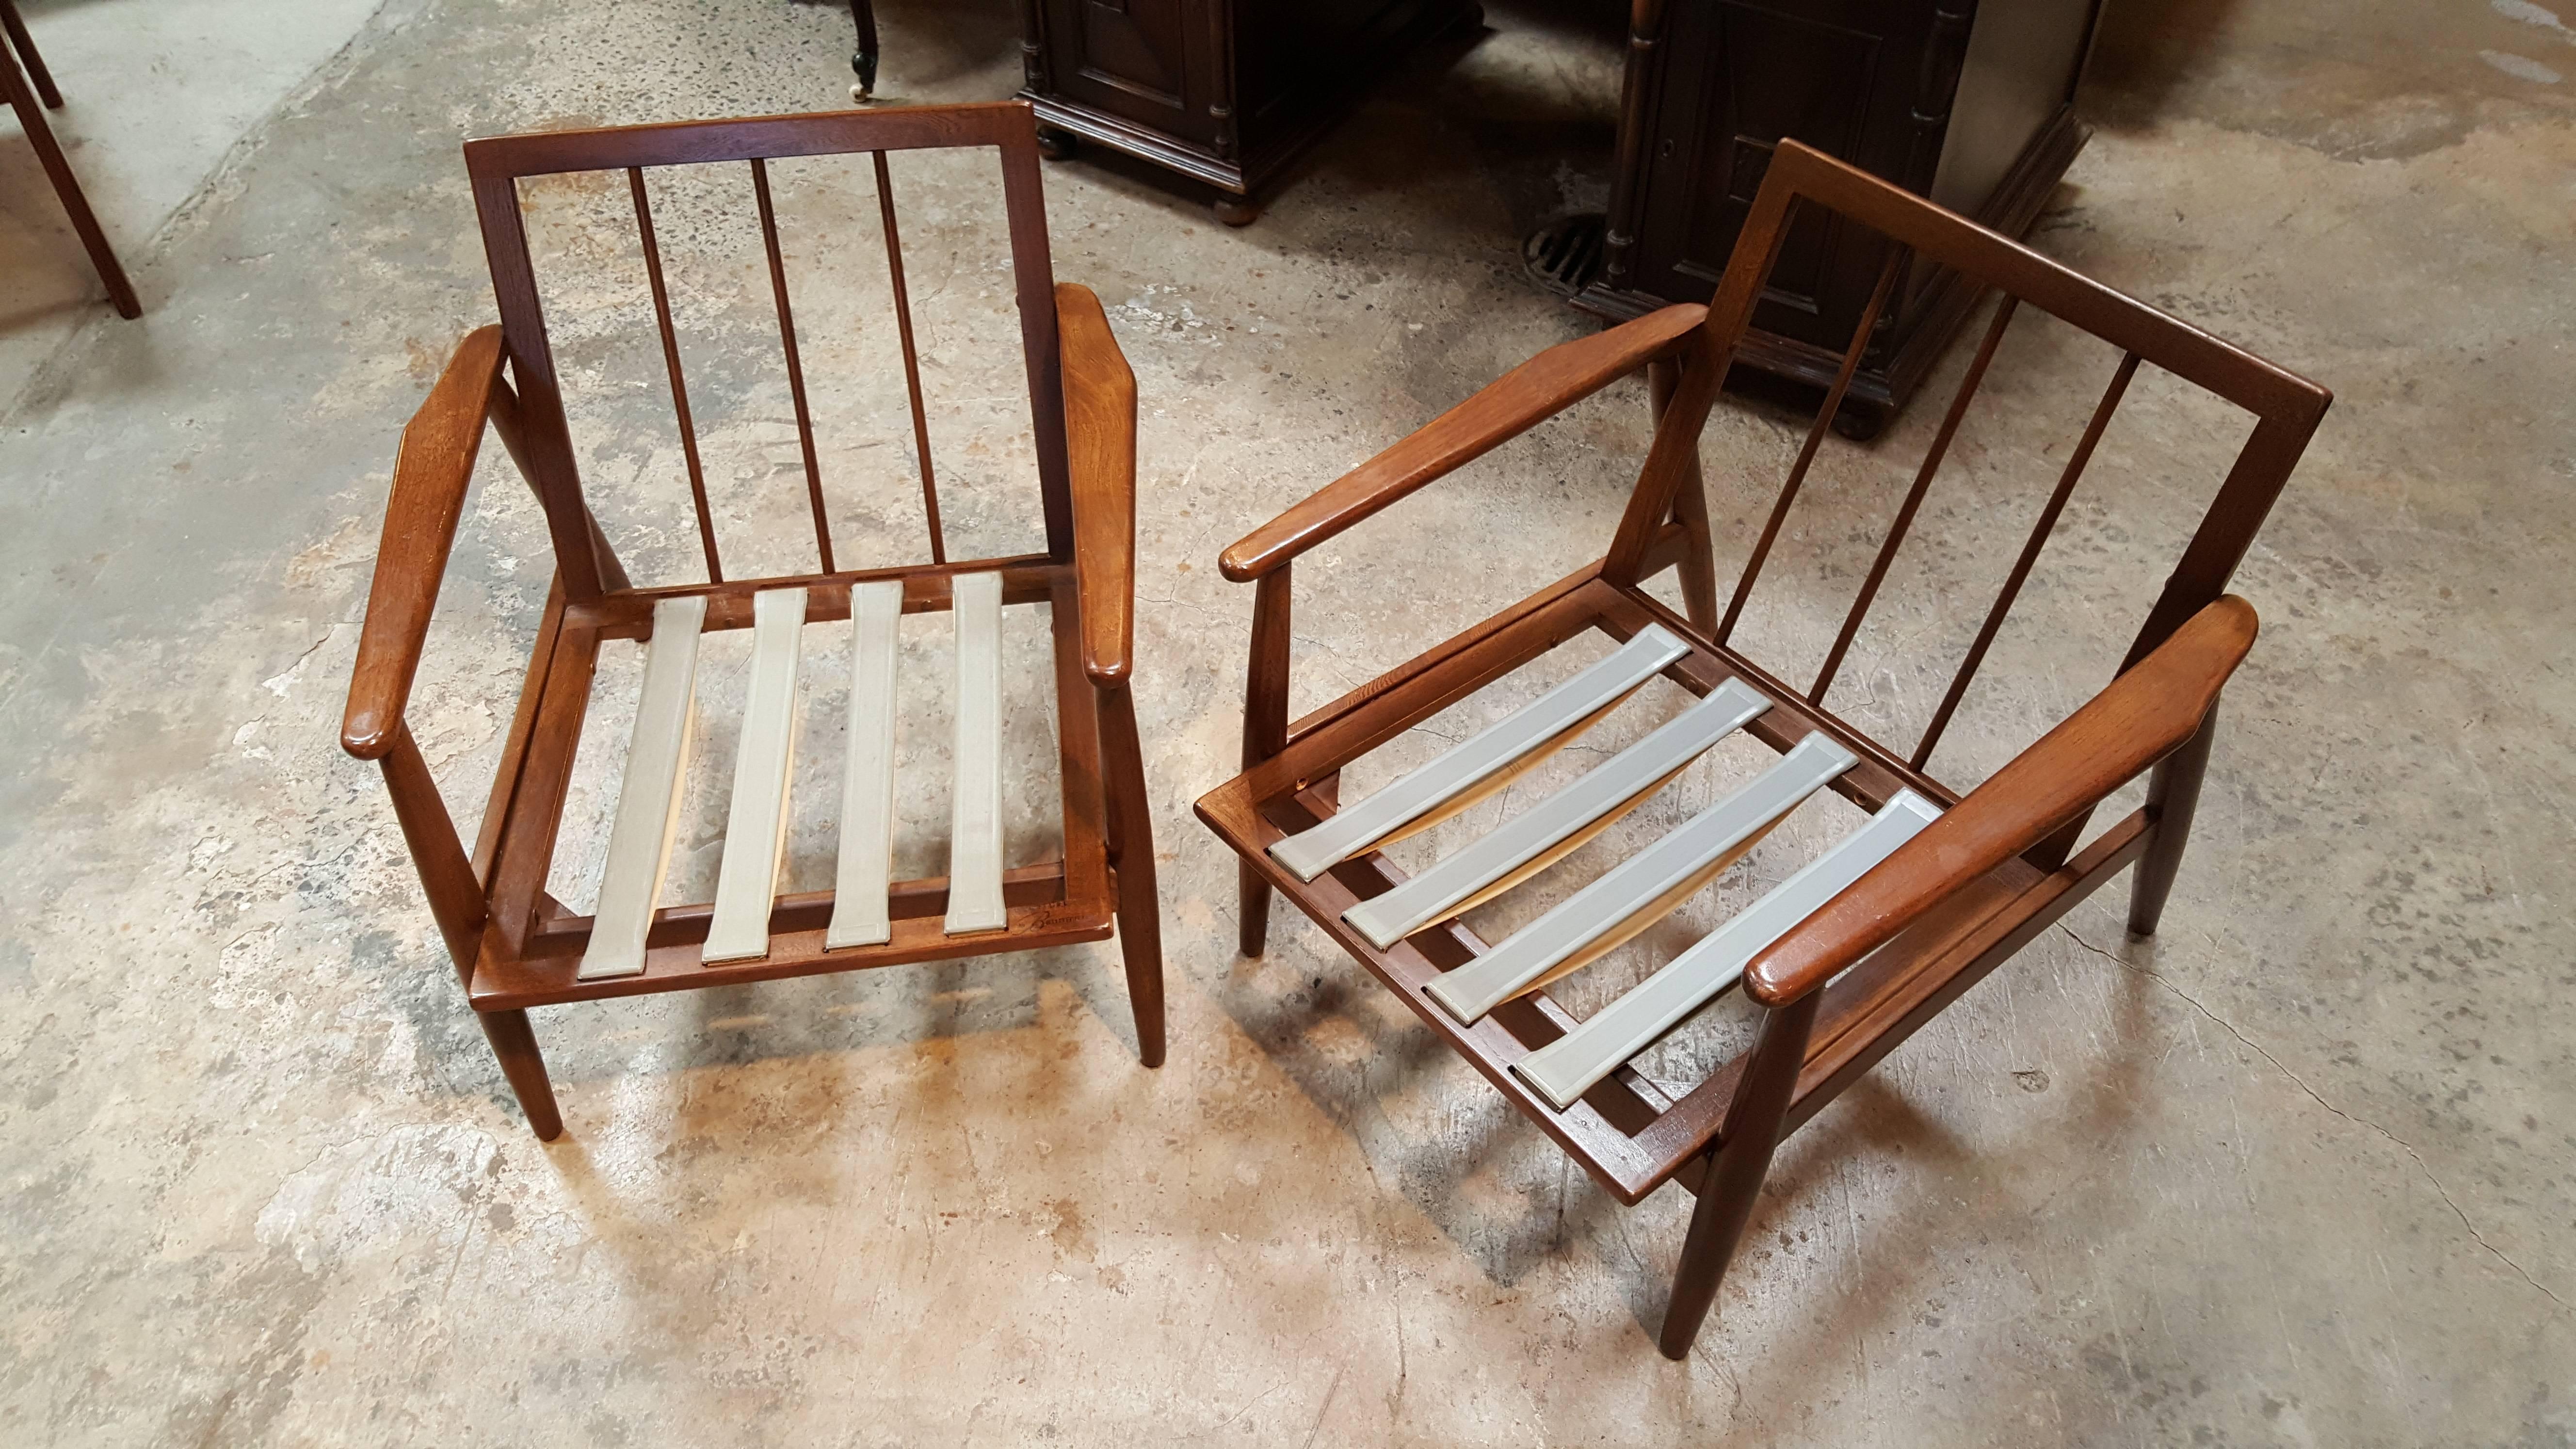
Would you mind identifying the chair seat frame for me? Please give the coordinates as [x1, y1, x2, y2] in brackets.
[1196, 140, 2328, 1357]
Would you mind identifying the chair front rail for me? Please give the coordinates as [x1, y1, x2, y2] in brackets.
[479, 899, 1113, 1010]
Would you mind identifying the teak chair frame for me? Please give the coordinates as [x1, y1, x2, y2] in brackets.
[341, 102, 1162, 1141]
[1195, 140, 2330, 1357]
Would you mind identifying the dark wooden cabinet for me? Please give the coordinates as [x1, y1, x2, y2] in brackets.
[1016, 0, 1481, 223]
[1578, 0, 2106, 433]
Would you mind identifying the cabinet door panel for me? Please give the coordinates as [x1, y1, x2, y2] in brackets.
[1043, 0, 1214, 141]
[1633, 0, 1925, 350]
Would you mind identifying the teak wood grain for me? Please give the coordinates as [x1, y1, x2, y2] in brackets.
[1195, 139, 2328, 1359]
[342, 102, 1163, 1141]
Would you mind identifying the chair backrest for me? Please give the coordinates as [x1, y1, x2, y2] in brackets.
[1607, 139, 2331, 793]
[461, 102, 1068, 602]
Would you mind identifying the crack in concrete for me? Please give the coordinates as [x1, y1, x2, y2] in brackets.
[2060, 925, 2568, 1314]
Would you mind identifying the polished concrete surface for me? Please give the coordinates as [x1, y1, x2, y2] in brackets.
[0, 0, 2569, 1443]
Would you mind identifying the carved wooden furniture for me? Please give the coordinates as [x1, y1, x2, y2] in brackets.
[1015, 0, 1482, 225]
[1577, 0, 2107, 435]
[1196, 140, 2327, 1356]
[0, 0, 140, 319]
[341, 102, 1163, 1140]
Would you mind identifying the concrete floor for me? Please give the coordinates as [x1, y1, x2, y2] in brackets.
[1, 0, 2570, 1444]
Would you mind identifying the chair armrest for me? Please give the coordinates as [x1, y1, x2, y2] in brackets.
[341, 325, 508, 759]
[1743, 596, 2260, 1006]
[1057, 283, 1137, 685]
[1216, 303, 1707, 583]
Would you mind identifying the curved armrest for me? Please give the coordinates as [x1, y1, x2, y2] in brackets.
[341, 326, 508, 759]
[1217, 303, 1707, 583]
[1057, 283, 1137, 685]
[1743, 596, 2260, 1006]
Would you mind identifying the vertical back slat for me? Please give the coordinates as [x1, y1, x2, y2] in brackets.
[629, 166, 725, 583]
[1810, 293, 2020, 703]
[751, 157, 835, 574]
[872, 151, 947, 564]
[1712, 246, 1907, 646]
[1911, 349, 2142, 772]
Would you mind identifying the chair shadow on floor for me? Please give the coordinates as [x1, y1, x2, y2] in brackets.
[1209, 886, 2166, 1356]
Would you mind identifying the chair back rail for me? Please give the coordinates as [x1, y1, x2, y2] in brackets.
[461, 102, 1070, 602]
[1605, 139, 2330, 794]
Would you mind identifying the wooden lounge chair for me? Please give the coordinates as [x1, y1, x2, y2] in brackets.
[1194, 139, 2329, 1357]
[341, 101, 1162, 1139]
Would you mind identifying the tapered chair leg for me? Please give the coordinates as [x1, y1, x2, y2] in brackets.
[0, 0, 60, 107]
[1117, 857, 1167, 1067]
[1099, 685, 1167, 1067]
[2128, 702, 2219, 937]
[1239, 567, 1292, 956]
[0, 25, 141, 318]
[1659, 992, 1817, 1358]
[0, 20, 141, 319]
[1238, 860, 1273, 959]
[477, 1008, 564, 1140]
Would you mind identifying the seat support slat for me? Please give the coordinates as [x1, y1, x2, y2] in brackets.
[579, 596, 708, 980]
[1428, 732, 1857, 1024]
[946, 571, 1007, 933]
[1343, 678, 1770, 949]
[826, 580, 904, 949]
[1268, 623, 1690, 882]
[1514, 789, 1942, 1111]
[705, 587, 808, 963]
